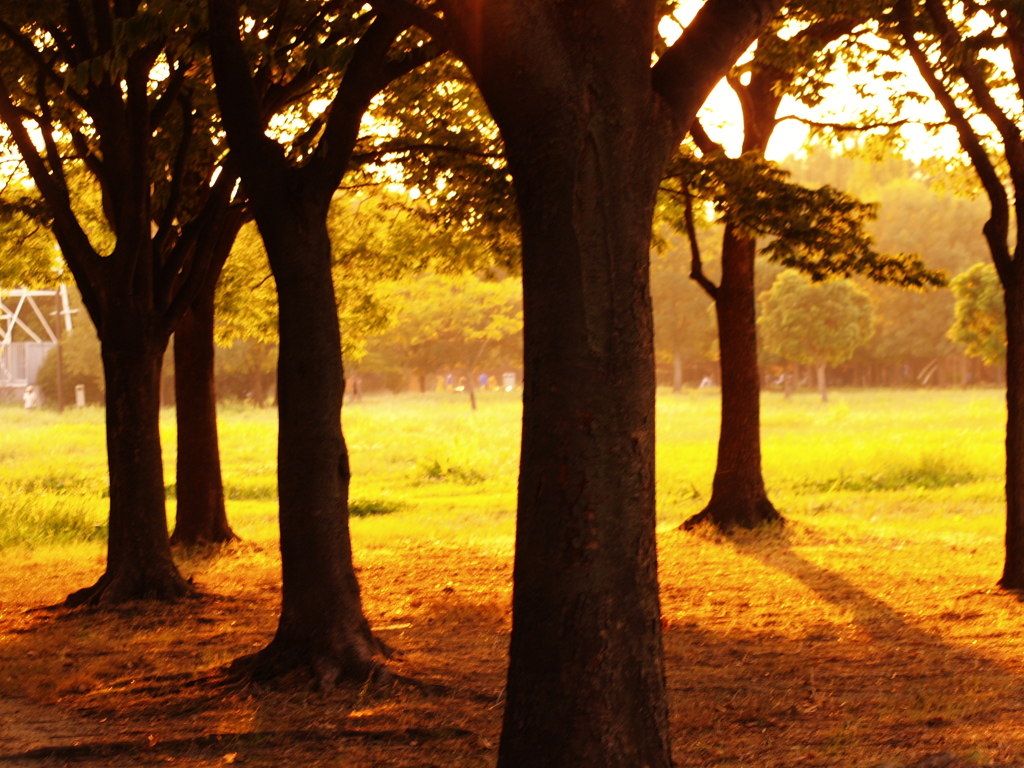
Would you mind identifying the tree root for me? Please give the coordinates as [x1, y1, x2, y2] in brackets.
[682, 495, 784, 533]
[64, 568, 196, 608]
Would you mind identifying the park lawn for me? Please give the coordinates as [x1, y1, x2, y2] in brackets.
[0, 387, 1021, 767]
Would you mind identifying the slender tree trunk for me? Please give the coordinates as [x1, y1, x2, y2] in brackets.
[67, 321, 192, 606]
[232, 194, 385, 686]
[684, 228, 780, 530]
[171, 277, 236, 545]
[817, 361, 828, 403]
[1001, 281, 1024, 588]
[672, 341, 683, 393]
[466, 370, 477, 411]
[250, 343, 266, 406]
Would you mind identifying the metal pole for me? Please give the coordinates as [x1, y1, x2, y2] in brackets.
[54, 290, 63, 413]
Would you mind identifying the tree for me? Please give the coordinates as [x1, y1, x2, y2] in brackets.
[170, 217, 241, 546]
[650, 229, 720, 392]
[206, 0, 449, 685]
[0, 0, 242, 604]
[662, 8, 943, 531]
[438, 2, 785, 765]
[890, 0, 1024, 588]
[949, 262, 1005, 365]
[361, 271, 523, 405]
[787, 145, 991, 385]
[759, 270, 874, 401]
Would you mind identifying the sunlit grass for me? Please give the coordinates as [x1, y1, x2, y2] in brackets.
[0, 387, 1009, 551]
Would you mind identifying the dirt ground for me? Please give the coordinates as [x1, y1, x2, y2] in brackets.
[3, 521, 1024, 767]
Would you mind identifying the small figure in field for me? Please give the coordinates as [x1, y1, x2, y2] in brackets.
[699, 375, 714, 389]
[23, 385, 38, 410]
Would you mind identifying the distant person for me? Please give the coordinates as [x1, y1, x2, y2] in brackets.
[699, 375, 713, 389]
[23, 385, 38, 410]
[479, 372, 488, 389]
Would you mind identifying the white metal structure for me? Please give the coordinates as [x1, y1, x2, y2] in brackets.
[0, 286, 73, 388]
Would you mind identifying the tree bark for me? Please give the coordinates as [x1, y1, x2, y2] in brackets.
[1001, 280, 1024, 588]
[500, 119, 671, 768]
[684, 228, 780, 531]
[67, 318, 192, 606]
[439, 0, 783, 764]
[229, 190, 386, 686]
[171, 276, 237, 545]
[446, 10, 675, 766]
[206, 0, 446, 683]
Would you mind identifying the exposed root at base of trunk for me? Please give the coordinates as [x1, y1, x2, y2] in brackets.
[226, 629, 403, 692]
[64, 568, 196, 608]
[170, 527, 239, 547]
[682, 495, 784, 533]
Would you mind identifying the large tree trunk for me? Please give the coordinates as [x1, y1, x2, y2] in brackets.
[684, 228, 780, 531]
[1001, 281, 1024, 588]
[439, 2, 782, 764]
[232, 193, 385, 686]
[171, 276, 236, 546]
[500, 129, 670, 768]
[474, 33, 674, 762]
[67, 320, 192, 606]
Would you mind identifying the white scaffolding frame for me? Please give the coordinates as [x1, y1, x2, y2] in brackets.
[0, 286, 73, 386]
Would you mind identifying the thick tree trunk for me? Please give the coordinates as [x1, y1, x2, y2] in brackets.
[171, 277, 236, 546]
[67, 322, 192, 606]
[232, 193, 384, 687]
[684, 228, 780, 531]
[1001, 281, 1024, 588]
[493, 85, 672, 768]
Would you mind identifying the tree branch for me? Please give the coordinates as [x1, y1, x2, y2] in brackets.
[897, 0, 1013, 279]
[153, 93, 195, 260]
[680, 187, 718, 300]
[775, 114, 950, 132]
[0, 73, 103, 321]
[689, 117, 724, 156]
[922, 0, 1024, 258]
[207, 0, 289, 194]
[651, 0, 784, 134]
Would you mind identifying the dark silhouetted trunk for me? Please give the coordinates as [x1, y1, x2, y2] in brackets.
[171, 278, 236, 545]
[499, 120, 671, 768]
[441, 1, 783, 764]
[1002, 282, 1024, 588]
[207, 0, 443, 684]
[67, 318, 192, 606]
[230, 192, 385, 686]
[171, 217, 242, 546]
[685, 228, 780, 531]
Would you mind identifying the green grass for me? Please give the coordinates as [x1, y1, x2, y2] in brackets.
[0, 387, 1009, 550]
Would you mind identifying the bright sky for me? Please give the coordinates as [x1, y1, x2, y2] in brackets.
[663, 3, 962, 163]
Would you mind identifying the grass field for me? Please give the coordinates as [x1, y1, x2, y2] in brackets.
[0, 387, 1020, 767]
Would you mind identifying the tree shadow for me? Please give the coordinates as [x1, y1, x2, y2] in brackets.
[662, 525, 1024, 767]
